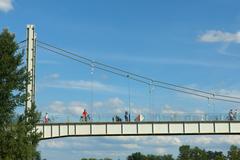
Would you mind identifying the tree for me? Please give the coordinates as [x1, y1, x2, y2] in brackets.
[177, 145, 191, 160]
[146, 154, 159, 160]
[146, 154, 174, 160]
[81, 158, 112, 160]
[0, 28, 41, 159]
[227, 145, 240, 160]
[189, 147, 207, 160]
[159, 155, 174, 160]
[80, 144, 240, 160]
[207, 151, 226, 160]
[177, 145, 211, 160]
[127, 152, 146, 160]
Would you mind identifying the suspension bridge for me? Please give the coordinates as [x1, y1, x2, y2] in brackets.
[19, 25, 240, 140]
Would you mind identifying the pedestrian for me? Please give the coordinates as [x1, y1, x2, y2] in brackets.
[112, 116, 115, 122]
[234, 109, 238, 120]
[129, 112, 131, 122]
[116, 115, 121, 122]
[135, 114, 140, 122]
[135, 114, 144, 122]
[229, 109, 234, 121]
[44, 112, 49, 123]
[124, 111, 129, 122]
[82, 109, 88, 122]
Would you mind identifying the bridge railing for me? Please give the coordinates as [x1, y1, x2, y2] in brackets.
[40, 112, 240, 123]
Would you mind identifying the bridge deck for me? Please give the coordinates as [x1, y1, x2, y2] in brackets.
[36, 121, 240, 140]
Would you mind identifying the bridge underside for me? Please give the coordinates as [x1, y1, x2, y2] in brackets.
[36, 121, 240, 140]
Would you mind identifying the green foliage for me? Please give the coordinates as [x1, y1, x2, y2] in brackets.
[125, 145, 240, 160]
[80, 145, 240, 160]
[0, 28, 41, 159]
[0, 28, 26, 127]
[177, 145, 227, 160]
[127, 152, 146, 160]
[177, 145, 191, 160]
[81, 158, 112, 160]
[127, 152, 174, 160]
[228, 145, 240, 160]
[207, 151, 226, 160]
[146, 154, 174, 160]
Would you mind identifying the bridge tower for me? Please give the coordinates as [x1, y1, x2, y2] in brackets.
[26, 25, 36, 109]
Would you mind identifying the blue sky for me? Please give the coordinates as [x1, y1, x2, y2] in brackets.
[1, 0, 240, 159]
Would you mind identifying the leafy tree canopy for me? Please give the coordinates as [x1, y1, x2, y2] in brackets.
[0, 28, 41, 160]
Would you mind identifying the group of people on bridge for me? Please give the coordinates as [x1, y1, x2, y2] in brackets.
[112, 111, 130, 122]
[43, 108, 239, 123]
[228, 109, 239, 121]
[79, 109, 144, 122]
[43, 110, 144, 123]
[112, 111, 144, 122]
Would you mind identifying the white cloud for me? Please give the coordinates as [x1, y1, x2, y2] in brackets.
[159, 105, 206, 121]
[121, 143, 140, 149]
[216, 89, 240, 98]
[187, 135, 240, 146]
[47, 98, 211, 124]
[49, 101, 65, 113]
[67, 101, 86, 115]
[178, 85, 240, 103]
[107, 97, 124, 107]
[194, 109, 205, 114]
[41, 73, 60, 81]
[38, 60, 59, 64]
[199, 30, 240, 43]
[41, 140, 65, 149]
[154, 148, 167, 155]
[0, 0, 13, 12]
[49, 101, 87, 116]
[217, 135, 240, 145]
[47, 97, 126, 119]
[162, 105, 185, 115]
[191, 136, 213, 145]
[131, 107, 150, 115]
[108, 136, 182, 147]
[130, 135, 240, 149]
[186, 88, 240, 105]
[38, 135, 240, 160]
[152, 137, 182, 146]
[93, 97, 125, 113]
[46, 80, 116, 92]
[93, 97, 153, 116]
[98, 53, 240, 69]
[49, 73, 60, 79]
[93, 101, 104, 108]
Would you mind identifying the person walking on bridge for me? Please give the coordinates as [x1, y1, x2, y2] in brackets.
[229, 109, 234, 121]
[44, 112, 49, 123]
[82, 109, 88, 122]
[234, 109, 238, 120]
[125, 111, 129, 122]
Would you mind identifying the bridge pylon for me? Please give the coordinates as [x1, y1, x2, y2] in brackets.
[26, 25, 36, 109]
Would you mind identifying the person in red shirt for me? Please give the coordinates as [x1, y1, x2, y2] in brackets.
[82, 109, 88, 122]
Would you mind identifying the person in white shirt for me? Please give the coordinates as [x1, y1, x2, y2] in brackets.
[44, 112, 49, 123]
[234, 109, 238, 120]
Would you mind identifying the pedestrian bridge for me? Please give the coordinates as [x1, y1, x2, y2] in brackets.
[36, 121, 240, 140]
[22, 25, 240, 141]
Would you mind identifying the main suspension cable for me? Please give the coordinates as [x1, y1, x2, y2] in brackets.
[37, 43, 240, 103]
[37, 40, 240, 100]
